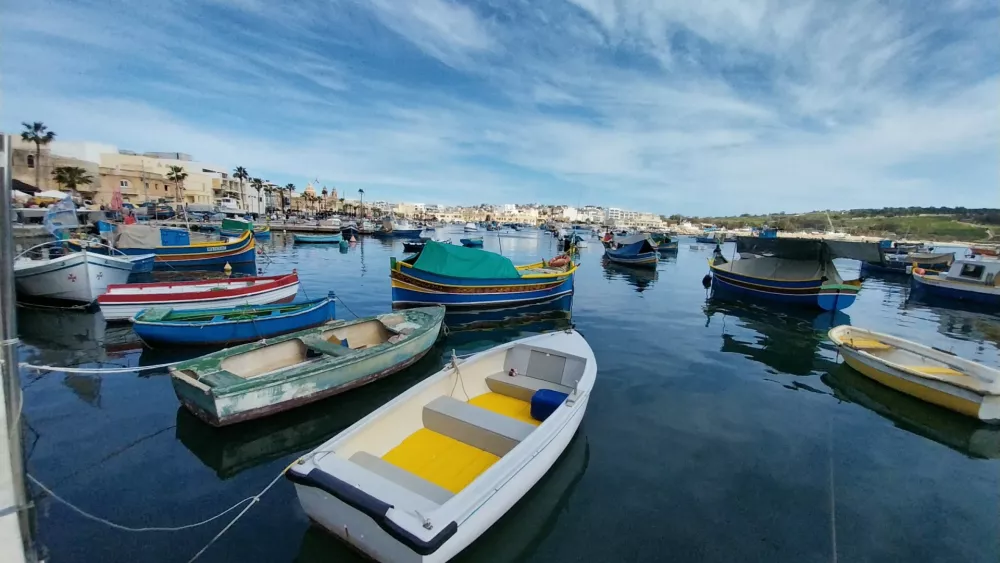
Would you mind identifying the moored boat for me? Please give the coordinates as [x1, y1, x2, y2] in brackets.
[709, 237, 876, 311]
[286, 329, 596, 562]
[98, 272, 300, 321]
[911, 258, 1000, 305]
[220, 217, 271, 240]
[342, 223, 360, 239]
[604, 233, 657, 268]
[657, 241, 678, 252]
[463, 222, 477, 232]
[294, 233, 344, 244]
[829, 325, 1000, 423]
[132, 294, 336, 347]
[460, 237, 483, 247]
[390, 241, 576, 308]
[169, 306, 445, 425]
[402, 240, 426, 253]
[68, 225, 256, 269]
[14, 248, 134, 304]
[862, 251, 954, 275]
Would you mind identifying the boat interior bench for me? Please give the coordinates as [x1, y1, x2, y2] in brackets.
[485, 344, 584, 402]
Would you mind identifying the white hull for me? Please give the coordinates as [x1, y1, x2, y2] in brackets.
[14, 251, 133, 304]
[99, 282, 299, 321]
[463, 223, 477, 232]
[290, 331, 595, 563]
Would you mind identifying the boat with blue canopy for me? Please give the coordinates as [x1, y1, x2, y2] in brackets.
[390, 241, 576, 307]
[709, 237, 878, 311]
[604, 233, 657, 267]
[68, 224, 256, 269]
[294, 233, 343, 244]
[132, 294, 336, 347]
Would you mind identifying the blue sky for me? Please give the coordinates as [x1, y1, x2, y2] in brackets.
[3, 0, 997, 215]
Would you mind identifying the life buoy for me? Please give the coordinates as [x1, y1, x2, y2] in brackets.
[913, 267, 926, 275]
[548, 254, 570, 268]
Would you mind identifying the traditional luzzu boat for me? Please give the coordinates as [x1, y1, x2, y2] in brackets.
[604, 233, 657, 267]
[131, 294, 336, 347]
[911, 258, 1000, 306]
[459, 237, 483, 247]
[286, 330, 596, 563]
[68, 224, 256, 269]
[709, 237, 878, 311]
[390, 242, 576, 308]
[220, 217, 271, 240]
[829, 325, 1000, 423]
[294, 233, 343, 244]
[98, 272, 300, 321]
[861, 246, 954, 275]
[169, 306, 445, 425]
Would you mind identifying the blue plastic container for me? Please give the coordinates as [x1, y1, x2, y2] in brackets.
[530, 389, 569, 422]
[160, 227, 191, 246]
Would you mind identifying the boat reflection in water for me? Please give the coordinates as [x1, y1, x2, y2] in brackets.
[441, 295, 574, 350]
[823, 364, 1000, 459]
[294, 432, 591, 563]
[703, 300, 848, 377]
[16, 305, 142, 366]
[601, 258, 658, 292]
[175, 344, 448, 480]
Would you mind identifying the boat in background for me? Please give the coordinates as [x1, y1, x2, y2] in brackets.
[829, 325, 1000, 423]
[132, 294, 336, 347]
[911, 258, 1000, 305]
[341, 222, 360, 239]
[970, 245, 998, 258]
[378, 217, 423, 238]
[14, 246, 134, 305]
[402, 240, 426, 253]
[68, 225, 256, 269]
[604, 233, 657, 268]
[390, 241, 576, 307]
[464, 222, 478, 232]
[461, 237, 484, 247]
[169, 306, 445, 425]
[220, 217, 271, 240]
[294, 233, 343, 244]
[709, 237, 875, 311]
[98, 272, 300, 321]
[862, 251, 954, 275]
[287, 330, 595, 563]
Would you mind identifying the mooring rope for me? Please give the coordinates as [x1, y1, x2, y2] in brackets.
[18, 360, 182, 374]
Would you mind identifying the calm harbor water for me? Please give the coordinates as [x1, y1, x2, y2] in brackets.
[15, 229, 1000, 562]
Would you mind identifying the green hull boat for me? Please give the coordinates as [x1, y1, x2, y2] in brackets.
[169, 306, 445, 426]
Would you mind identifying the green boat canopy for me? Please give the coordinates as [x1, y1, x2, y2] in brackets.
[412, 241, 521, 279]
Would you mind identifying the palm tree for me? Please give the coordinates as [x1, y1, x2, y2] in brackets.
[21, 121, 56, 190]
[262, 185, 275, 214]
[165, 165, 189, 226]
[358, 188, 365, 220]
[251, 177, 263, 215]
[233, 166, 249, 211]
[321, 187, 329, 214]
[284, 183, 295, 217]
[51, 166, 94, 193]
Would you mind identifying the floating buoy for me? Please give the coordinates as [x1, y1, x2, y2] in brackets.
[350, 236, 356, 243]
[223, 262, 232, 275]
[702, 274, 712, 289]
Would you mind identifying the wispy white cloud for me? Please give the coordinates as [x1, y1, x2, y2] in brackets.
[2, 0, 996, 213]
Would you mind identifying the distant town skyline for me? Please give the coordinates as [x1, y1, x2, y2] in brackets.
[3, 0, 996, 215]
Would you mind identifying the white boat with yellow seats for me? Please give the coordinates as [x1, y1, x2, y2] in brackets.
[287, 329, 596, 562]
[829, 325, 1000, 423]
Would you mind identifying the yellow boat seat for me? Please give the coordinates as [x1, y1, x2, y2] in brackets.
[904, 365, 965, 377]
[846, 338, 893, 351]
[382, 428, 499, 494]
[468, 392, 540, 426]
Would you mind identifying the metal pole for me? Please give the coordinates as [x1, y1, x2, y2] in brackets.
[0, 134, 37, 562]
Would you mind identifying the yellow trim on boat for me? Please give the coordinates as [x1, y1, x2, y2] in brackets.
[468, 393, 540, 426]
[392, 268, 570, 289]
[844, 356, 981, 418]
[156, 230, 253, 250]
[904, 365, 965, 377]
[382, 428, 499, 493]
[396, 258, 577, 280]
[844, 338, 892, 351]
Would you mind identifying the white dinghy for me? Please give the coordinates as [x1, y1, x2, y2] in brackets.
[287, 329, 596, 563]
[14, 245, 134, 304]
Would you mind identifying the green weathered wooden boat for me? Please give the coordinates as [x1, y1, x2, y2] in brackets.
[169, 306, 445, 426]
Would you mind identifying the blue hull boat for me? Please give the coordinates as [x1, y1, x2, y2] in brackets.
[294, 233, 343, 244]
[69, 228, 256, 269]
[657, 241, 679, 252]
[460, 237, 484, 247]
[605, 235, 657, 268]
[132, 295, 336, 347]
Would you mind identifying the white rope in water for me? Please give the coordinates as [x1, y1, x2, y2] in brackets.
[18, 360, 182, 374]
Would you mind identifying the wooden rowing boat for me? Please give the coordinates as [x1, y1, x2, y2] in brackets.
[287, 330, 596, 562]
[829, 325, 1000, 423]
[169, 306, 445, 426]
[294, 233, 343, 244]
[131, 294, 336, 347]
[97, 272, 300, 321]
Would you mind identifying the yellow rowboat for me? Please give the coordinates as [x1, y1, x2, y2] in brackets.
[829, 326, 1000, 423]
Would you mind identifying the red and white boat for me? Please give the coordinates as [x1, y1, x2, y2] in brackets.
[97, 272, 300, 321]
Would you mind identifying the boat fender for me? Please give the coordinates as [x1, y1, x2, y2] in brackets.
[701, 274, 712, 289]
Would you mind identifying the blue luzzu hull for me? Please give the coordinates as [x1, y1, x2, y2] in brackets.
[133, 298, 336, 347]
[68, 231, 256, 269]
[605, 250, 657, 267]
[390, 268, 574, 308]
[711, 266, 859, 311]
